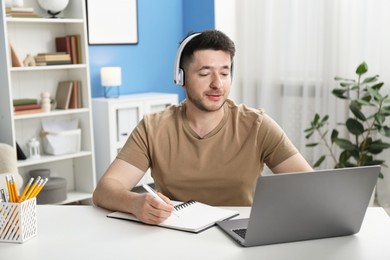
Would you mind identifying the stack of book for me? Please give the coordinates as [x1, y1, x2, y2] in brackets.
[5, 7, 40, 18]
[13, 99, 42, 115]
[35, 52, 71, 66]
[55, 35, 82, 64]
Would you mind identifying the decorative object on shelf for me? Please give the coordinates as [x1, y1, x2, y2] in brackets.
[23, 54, 36, 67]
[101, 67, 122, 98]
[37, 0, 69, 18]
[9, 42, 23, 67]
[27, 138, 40, 159]
[41, 118, 81, 155]
[16, 142, 27, 160]
[40, 92, 51, 112]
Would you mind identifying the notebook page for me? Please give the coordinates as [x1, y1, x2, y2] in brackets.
[160, 201, 238, 232]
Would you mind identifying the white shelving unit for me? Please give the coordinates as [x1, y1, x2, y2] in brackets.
[92, 93, 179, 183]
[0, 0, 96, 204]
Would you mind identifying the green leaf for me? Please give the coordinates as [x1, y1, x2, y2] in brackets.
[356, 62, 368, 75]
[305, 132, 315, 139]
[371, 82, 384, 91]
[368, 141, 390, 150]
[332, 89, 348, 99]
[320, 115, 329, 124]
[331, 129, 338, 143]
[361, 95, 372, 103]
[375, 113, 385, 126]
[313, 155, 326, 168]
[362, 75, 379, 84]
[382, 105, 390, 112]
[313, 113, 320, 125]
[349, 101, 366, 121]
[356, 98, 373, 106]
[340, 82, 354, 88]
[334, 138, 357, 151]
[304, 126, 314, 133]
[338, 150, 351, 164]
[379, 126, 390, 137]
[368, 87, 382, 101]
[366, 140, 390, 154]
[306, 143, 319, 147]
[334, 76, 355, 82]
[365, 160, 385, 166]
[346, 118, 364, 135]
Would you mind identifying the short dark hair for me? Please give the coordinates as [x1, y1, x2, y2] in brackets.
[180, 30, 236, 72]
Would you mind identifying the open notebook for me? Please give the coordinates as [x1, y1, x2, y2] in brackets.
[107, 200, 239, 233]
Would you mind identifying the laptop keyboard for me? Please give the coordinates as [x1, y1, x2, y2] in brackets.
[232, 228, 247, 239]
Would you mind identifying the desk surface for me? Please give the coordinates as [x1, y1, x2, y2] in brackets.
[1, 206, 389, 260]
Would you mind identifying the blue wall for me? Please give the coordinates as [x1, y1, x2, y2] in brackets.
[88, 0, 215, 102]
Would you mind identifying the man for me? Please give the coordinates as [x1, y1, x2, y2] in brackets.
[93, 30, 312, 225]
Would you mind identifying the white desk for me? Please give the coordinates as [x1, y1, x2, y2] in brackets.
[0, 206, 389, 260]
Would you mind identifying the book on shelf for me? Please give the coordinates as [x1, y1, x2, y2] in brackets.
[35, 60, 72, 66]
[5, 7, 40, 18]
[14, 103, 41, 112]
[55, 36, 72, 61]
[36, 53, 70, 60]
[55, 81, 73, 109]
[14, 108, 43, 115]
[35, 52, 71, 66]
[6, 7, 35, 12]
[69, 80, 82, 109]
[55, 34, 82, 64]
[107, 200, 239, 233]
[69, 35, 78, 64]
[13, 98, 38, 106]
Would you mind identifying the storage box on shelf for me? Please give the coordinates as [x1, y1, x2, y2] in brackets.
[92, 93, 179, 183]
[0, 0, 96, 204]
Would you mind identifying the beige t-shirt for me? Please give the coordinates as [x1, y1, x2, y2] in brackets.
[117, 99, 298, 206]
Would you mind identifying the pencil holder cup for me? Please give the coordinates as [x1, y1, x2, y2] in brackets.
[0, 198, 37, 243]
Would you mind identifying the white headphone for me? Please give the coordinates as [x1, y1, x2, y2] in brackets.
[173, 33, 201, 86]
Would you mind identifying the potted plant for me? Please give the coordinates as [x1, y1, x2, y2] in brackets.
[304, 62, 390, 178]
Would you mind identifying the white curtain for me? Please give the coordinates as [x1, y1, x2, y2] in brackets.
[216, 0, 390, 168]
[215, 0, 390, 205]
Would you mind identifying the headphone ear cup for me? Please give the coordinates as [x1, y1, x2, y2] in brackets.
[174, 32, 201, 86]
[178, 68, 184, 86]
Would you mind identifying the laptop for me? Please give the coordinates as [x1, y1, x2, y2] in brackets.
[216, 165, 380, 247]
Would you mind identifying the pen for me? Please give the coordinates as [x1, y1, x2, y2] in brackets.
[0, 189, 6, 202]
[142, 184, 179, 217]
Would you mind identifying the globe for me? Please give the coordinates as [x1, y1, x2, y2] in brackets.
[37, 0, 69, 18]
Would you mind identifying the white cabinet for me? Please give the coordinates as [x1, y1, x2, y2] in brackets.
[0, 0, 96, 204]
[92, 93, 179, 183]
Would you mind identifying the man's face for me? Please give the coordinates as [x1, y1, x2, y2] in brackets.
[184, 49, 232, 112]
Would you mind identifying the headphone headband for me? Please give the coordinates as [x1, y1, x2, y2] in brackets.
[173, 33, 201, 85]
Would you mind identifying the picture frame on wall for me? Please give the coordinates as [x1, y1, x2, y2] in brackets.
[86, 0, 138, 45]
